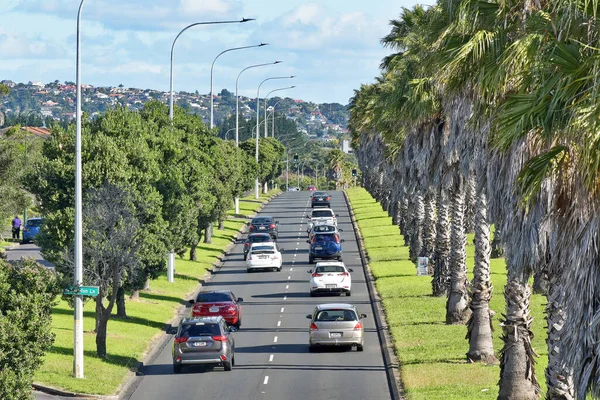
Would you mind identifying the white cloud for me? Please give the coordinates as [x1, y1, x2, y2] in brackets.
[0, 29, 61, 58]
[282, 3, 322, 25]
[178, 0, 235, 15]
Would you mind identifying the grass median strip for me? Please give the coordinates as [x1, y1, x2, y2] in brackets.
[345, 187, 547, 400]
[34, 190, 280, 395]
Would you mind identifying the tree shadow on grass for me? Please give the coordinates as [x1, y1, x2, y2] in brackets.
[174, 273, 203, 282]
[241, 199, 263, 204]
[51, 308, 167, 330]
[48, 345, 141, 368]
[139, 291, 187, 305]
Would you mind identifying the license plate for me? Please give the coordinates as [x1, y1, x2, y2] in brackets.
[315, 246, 323, 250]
[259, 226, 266, 230]
[326, 284, 337, 288]
[330, 332, 342, 338]
[193, 342, 207, 347]
[259, 255, 268, 259]
[318, 199, 323, 201]
[209, 307, 219, 312]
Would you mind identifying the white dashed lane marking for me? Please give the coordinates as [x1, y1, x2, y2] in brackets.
[277, 320, 281, 327]
[281, 307, 285, 312]
[285, 285, 289, 289]
[269, 354, 274, 362]
[274, 336, 278, 343]
[283, 296, 287, 300]
[264, 376, 269, 385]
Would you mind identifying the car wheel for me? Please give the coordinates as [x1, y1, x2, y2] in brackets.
[223, 359, 232, 371]
[346, 290, 351, 297]
[247, 268, 252, 273]
[232, 355, 235, 366]
[309, 291, 315, 297]
[235, 320, 241, 329]
[277, 267, 282, 272]
[357, 344, 364, 352]
[308, 257, 314, 264]
[308, 345, 316, 352]
[243, 254, 247, 261]
[173, 364, 182, 374]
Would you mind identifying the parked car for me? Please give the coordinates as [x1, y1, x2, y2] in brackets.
[189, 290, 243, 329]
[307, 208, 338, 233]
[310, 191, 331, 208]
[246, 242, 283, 272]
[287, 186, 300, 192]
[307, 261, 353, 296]
[308, 224, 342, 241]
[307, 232, 345, 263]
[21, 217, 43, 244]
[306, 185, 317, 191]
[172, 316, 235, 373]
[306, 303, 367, 351]
[248, 216, 279, 239]
[243, 233, 274, 260]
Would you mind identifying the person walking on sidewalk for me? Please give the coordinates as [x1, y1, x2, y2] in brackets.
[12, 216, 22, 240]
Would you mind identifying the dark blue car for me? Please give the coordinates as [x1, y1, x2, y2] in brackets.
[22, 217, 43, 244]
[307, 233, 345, 263]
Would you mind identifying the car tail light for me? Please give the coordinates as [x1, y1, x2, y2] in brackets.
[312, 273, 323, 277]
[245, 243, 250, 247]
[247, 255, 252, 260]
[175, 337, 188, 343]
[339, 272, 349, 277]
[273, 254, 280, 259]
[309, 323, 318, 330]
[312, 198, 316, 201]
[354, 322, 363, 330]
[220, 354, 228, 361]
[269, 223, 276, 229]
[334, 236, 340, 243]
[225, 306, 237, 313]
[249, 225, 254, 231]
[326, 197, 330, 201]
[212, 335, 228, 342]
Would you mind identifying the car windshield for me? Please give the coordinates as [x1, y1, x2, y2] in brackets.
[196, 292, 233, 303]
[312, 210, 333, 218]
[313, 225, 335, 233]
[248, 235, 270, 243]
[26, 219, 42, 227]
[179, 323, 221, 337]
[315, 265, 345, 273]
[314, 234, 337, 243]
[315, 309, 357, 321]
[252, 217, 272, 224]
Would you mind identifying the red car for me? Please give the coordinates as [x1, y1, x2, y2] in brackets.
[306, 185, 317, 191]
[189, 290, 243, 329]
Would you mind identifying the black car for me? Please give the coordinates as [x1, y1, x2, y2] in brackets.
[311, 191, 331, 208]
[307, 232, 345, 263]
[243, 233, 274, 260]
[247, 216, 279, 239]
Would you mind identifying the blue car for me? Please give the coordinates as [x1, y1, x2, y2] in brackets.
[22, 217, 43, 244]
[307, 232, 345, 263]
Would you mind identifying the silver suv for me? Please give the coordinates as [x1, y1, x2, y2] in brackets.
[172, 316, 235, 373]
[306, 303, 367, 351]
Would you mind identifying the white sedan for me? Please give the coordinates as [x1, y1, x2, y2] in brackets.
[247, 243, 283, 272]
[307, 261, 353, 296]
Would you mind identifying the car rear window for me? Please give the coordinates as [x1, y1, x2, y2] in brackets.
[248, 235, 270, 243]
[313, 192, 326, 196]
[312, 210, 334, 217]
[315, 309, 357, 321]
[252, 217, 272, 224]
[314, 234, 337, 242]
[179, 323, 221, 337]
[313, 225, 335, 233]
[26, 219, 42, 227]
[196, 292, 233, 303]
[251, 245, 276, 252]
[316, 265, 345, 273]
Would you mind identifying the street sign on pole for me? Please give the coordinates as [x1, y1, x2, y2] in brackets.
[64, 286, 100, 297]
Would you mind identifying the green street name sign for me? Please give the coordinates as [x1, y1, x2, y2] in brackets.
[63, 286, 100, 297]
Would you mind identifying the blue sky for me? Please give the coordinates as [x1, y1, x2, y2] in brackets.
[1, 0, 432, 105]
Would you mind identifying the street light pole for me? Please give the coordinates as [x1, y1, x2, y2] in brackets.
[169, 18, 254, 120]
[234, 61, 280, 213]
[264, 86, 295, 138]
[74, 0, 86, 379]
[255, 76, 295, 199]
[270, 100, 282, 138]
[210, 43, 267, 129]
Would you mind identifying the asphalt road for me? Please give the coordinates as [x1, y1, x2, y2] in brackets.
[5, 242, 54, 268]
[126, 190, 392, 400]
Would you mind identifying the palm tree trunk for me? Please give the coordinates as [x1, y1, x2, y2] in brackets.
[491, 224, 504, 259]
[432, 187, 451, 297]
[545, 274, 574, 400]
[466, 190, 496, 362]
[446, 183, 471, 324]
[464, 174, 476, 234]
[498, 276, 540, 399]
[420, 190, 436, 274]
[400, 195, 410, 246]
[409, 192, 424, 264]
[532, 268, 549, 296]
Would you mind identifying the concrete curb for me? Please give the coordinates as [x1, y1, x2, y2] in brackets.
[342, 190, 406, 400]
[33, 192, 283, 400]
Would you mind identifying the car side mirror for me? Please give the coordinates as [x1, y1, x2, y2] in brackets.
[336, 214, 340, 217]
[360, 314, 367, 319]
[306, 240, 310, 243]
[279, 248, 285, 252]
[348, 268, 354, 272]
[276, 221, 279, 224]
[306, 314, 312, 319]
[246, 222, 250, 226]
[229, 326, 238, 332]
[188, 299, 195, 304]
[341, 239, 346, 243]
[307, 270, 312, 273]
[339, 229, 344, 232]
[237, 297, 244, 302]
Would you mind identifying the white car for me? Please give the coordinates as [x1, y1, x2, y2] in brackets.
[307, 208, 338, 233]
[307, 261, 353, 296]
[247, 243, 283, 272]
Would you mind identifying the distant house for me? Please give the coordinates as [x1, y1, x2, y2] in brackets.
[1, 80, 16, 88]
[28, 81, 45, 88]
[96, 93, 109, 99]
[0, 126, 52, 138]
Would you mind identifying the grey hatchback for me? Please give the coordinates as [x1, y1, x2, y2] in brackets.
[172, 316, 235, 373]
[306, 303, 367, 351]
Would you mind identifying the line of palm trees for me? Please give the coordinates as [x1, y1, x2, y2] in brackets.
[348, 1, 600, 399]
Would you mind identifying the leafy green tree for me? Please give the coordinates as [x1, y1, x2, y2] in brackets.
[0, 259, 60, 400]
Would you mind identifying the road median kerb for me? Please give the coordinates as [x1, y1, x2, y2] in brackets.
[342, 190, 405, 400]
[33, 191, 282, 400]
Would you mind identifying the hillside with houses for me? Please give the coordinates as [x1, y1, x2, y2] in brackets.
[0, 80, 350, 142]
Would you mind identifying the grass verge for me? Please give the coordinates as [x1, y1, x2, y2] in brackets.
[346, 187, 547, 400]
[34, 190, 280, 395]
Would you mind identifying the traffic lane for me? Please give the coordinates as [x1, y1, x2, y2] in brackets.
[5, 243, 55, 268]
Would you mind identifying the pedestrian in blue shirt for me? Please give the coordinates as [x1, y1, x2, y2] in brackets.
[12, 216, 22, 240]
